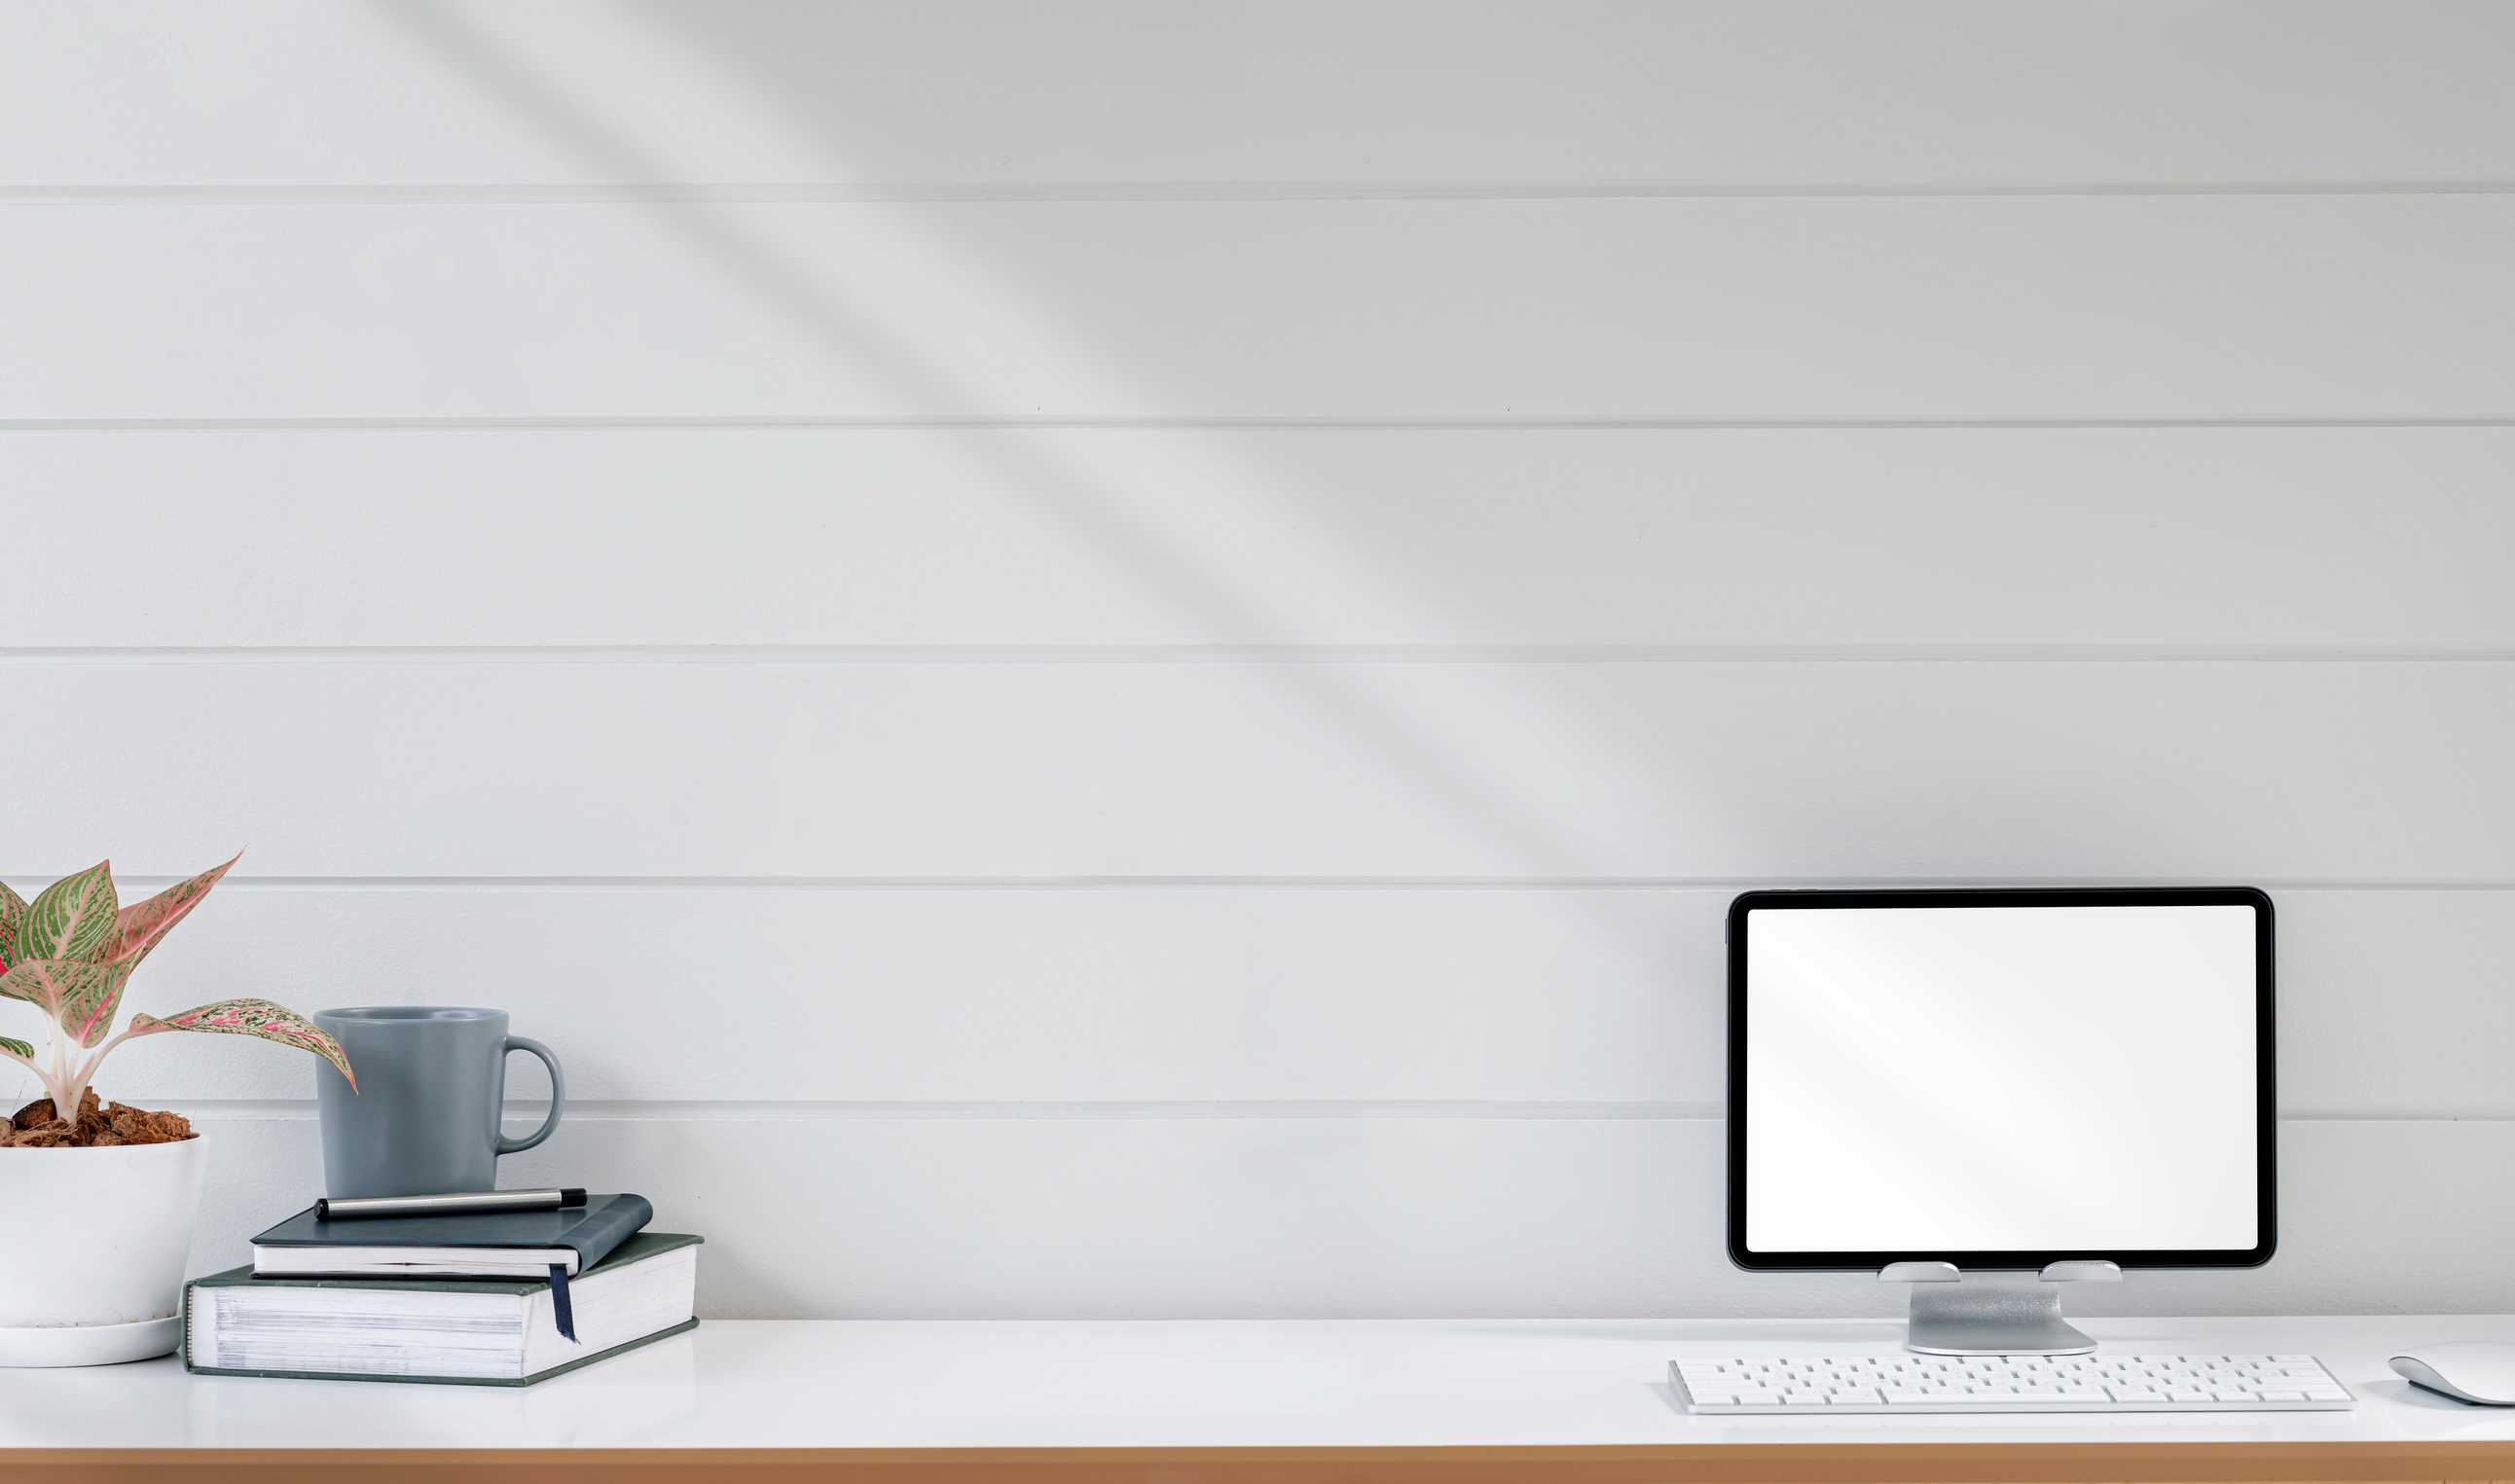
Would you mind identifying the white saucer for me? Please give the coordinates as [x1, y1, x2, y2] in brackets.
[0, 1315, 181, 1367]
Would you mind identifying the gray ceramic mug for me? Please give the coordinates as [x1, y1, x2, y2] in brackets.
[311, 1007, 565, 1199]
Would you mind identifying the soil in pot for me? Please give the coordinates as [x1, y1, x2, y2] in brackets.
[0, 1089, 195, 1147]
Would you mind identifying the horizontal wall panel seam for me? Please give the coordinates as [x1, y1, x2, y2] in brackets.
[28, 876, 2515, 893]
[148, 1100, 2515, 1123]
[10, 182, 2515, 204]
[1, 645, 2513, 665]
[13, 417, 2515, 432]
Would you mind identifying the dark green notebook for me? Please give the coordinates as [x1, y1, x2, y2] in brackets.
[251, 1192, 654, 1276]
[184, 1231, 703, 1386]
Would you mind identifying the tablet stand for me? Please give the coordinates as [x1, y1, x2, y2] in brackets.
[1879, 1260, 2122, 1356]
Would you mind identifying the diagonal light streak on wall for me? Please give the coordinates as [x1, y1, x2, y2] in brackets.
[360, 0, 1687, 892]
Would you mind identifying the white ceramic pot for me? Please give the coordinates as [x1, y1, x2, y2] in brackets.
[0, 1136, 207, 1366]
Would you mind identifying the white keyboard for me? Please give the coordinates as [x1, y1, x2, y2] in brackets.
[1672, 1354, 2355, 1413]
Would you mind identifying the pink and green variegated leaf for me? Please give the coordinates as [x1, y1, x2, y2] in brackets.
[111, 853, 239, 968]
[17, 861, 119, 964]
[129, 999, 355, 1089]
[0, 880, 24, 964]
[0, 959, 67, 1017]
[0, 959, 137, 1047]
[0, 1035, 30, 1062]
[0, 956, 126, 1024]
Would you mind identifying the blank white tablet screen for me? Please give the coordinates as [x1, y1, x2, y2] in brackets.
[1745, 904, 2258, 1253]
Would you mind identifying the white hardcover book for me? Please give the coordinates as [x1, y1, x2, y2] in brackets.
[186, 1234, 700, 1384]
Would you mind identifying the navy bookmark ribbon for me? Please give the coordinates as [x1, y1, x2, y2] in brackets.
[548, 1264, 580, 1343]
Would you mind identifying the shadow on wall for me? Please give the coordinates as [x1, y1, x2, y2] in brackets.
[365, 0, 1711, 898]
[353, 4, 2278, 903]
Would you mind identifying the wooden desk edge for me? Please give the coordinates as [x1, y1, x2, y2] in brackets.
[9, 1442, 2515, 1484]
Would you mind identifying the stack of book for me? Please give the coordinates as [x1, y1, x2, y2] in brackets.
[185, 1192, 702, 1386]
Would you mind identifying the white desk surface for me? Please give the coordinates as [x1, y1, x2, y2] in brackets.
[8, 1314, 2515, 1451]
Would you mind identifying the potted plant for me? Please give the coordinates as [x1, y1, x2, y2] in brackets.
[0, 855, 352, 1367]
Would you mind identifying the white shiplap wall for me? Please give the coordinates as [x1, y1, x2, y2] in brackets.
[5, 1, 2512, 1321]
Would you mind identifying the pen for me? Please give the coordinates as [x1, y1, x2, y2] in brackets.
[315, 1188, 588, 1220]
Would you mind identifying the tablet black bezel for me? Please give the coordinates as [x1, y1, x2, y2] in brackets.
[1726, 886, 2277, 1272]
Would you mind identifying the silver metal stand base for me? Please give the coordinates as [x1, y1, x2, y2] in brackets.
[1880, 1260, 2122, 1357]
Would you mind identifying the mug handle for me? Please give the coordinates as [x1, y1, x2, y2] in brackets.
[495, 1035, 566, 1155]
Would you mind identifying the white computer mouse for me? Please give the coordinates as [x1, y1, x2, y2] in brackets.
[2390, 1342, 2515, 1405]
